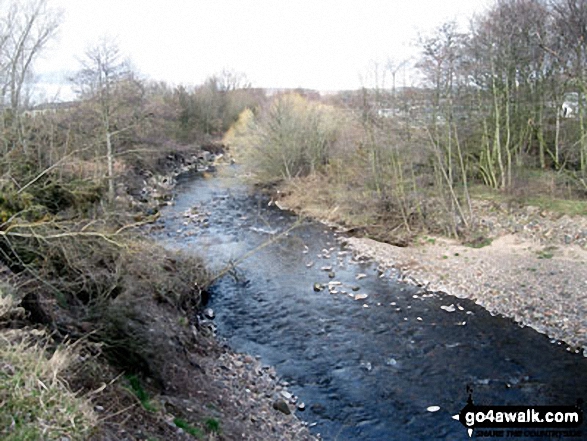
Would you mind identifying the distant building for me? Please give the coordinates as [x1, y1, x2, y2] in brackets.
[560, 92, 585, 119]
[21, 101, 76, 118]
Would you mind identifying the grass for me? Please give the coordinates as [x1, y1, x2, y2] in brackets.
[537, 250, 554, 259]
[204, 417, 221, 434]
[537, 251, 554, 259]
[0, 290, 96, 440]
[126, 374, 156, 412]
[522, 196, 587, 217]
[418, 236, 436, 245]
[537, 246, 557, 260]
[465, 236, 493, 249]
[469, 177, 587, 217]
[173, 417, 204, 439]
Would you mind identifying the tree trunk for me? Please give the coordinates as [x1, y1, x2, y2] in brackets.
[106, 131, 114, 202]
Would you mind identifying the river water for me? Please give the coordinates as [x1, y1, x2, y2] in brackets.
[153, 168, 587, 440]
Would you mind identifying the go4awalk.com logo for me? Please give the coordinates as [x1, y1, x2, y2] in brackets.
[453, 387, 584, 438]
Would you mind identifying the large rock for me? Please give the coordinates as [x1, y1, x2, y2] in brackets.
[273, 399, 291, 415]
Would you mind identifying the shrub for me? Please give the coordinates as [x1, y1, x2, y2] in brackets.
[225, 93, 344, 182]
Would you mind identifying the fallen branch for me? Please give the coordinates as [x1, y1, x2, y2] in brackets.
[17, 147, 91, 195]
[207, 217, 305, 285]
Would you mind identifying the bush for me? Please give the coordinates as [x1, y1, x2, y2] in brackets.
[225, 93, 344, 182]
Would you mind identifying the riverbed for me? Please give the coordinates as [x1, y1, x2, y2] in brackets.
[152, 167, 587, 440]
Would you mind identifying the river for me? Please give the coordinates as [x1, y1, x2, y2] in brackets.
[152, 167, 587, 441]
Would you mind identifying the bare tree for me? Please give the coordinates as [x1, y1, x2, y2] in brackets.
[216, 68, 251, 92]
[0, 0, 61, 150]
[550, 0, 587, 173]
[73, 37, 145, 202]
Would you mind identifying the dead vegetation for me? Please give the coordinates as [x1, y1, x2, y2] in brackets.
[0, 284, 97, 440]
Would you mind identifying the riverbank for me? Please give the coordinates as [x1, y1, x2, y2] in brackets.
[277, 182, 587, 354]
[100, 150, 317, 440]
[1, 149, 317, 440]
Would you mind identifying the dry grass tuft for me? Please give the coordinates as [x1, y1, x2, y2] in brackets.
[0, 288, 97, 441]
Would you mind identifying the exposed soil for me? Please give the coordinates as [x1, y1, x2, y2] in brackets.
[1, 147, 317, 441]
[83, 294, 317, 441]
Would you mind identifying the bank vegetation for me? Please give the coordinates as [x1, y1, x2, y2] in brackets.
[0, 1, 270, 439]
[227, 0, 587, 245]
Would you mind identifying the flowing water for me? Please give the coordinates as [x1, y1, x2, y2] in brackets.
[152, 167, 587, 440]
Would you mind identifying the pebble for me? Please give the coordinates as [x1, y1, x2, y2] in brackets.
[360, 361, 372, 371]
[440, 304, 456, 313]
[385, 357, 398, 367]
[341, 203, 587, 356]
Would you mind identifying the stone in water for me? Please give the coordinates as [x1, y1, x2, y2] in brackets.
[440, 304, 456, 312]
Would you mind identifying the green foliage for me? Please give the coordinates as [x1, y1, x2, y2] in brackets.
[125, 374, 156, 412]
[537, 250, 554, 259]
[537, 246, 557, 260]
[465, 236, 493, 249]
[204, 417, 221, 433]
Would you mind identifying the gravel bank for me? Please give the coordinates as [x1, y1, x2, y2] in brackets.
[341, 233, 587, 353]
[278, 182, 587, 353]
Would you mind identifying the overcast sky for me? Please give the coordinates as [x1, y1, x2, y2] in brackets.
[36, 0, 491, 100]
